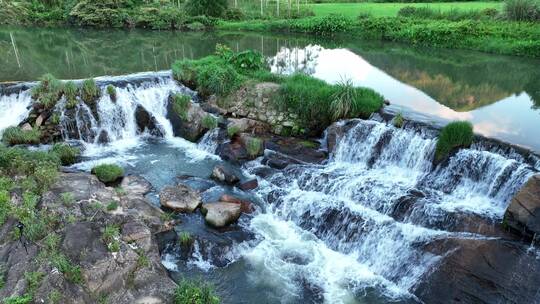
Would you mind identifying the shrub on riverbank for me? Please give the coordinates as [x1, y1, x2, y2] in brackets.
[435, 121, 474, 162]
[174, 279, 220, 304]
[218, 15, 540, 58]
[2, 127, 41, 146]
[277, 74, 384, 129]
[172, 56, 244, 97]
[91, 164, 124, 184]
[397, 6, 499, 21]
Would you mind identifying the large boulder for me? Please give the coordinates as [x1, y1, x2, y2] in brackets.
[201, 202, 242, 228]
[159, 185, 201, 213]
[135, 105, 163, 137]
[166, 95, 210, 142]
[504, 175, 540, 239]
[211, 165, 240, 185]
[415, 238, 540, 304]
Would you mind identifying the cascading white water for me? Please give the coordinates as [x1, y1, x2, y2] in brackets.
[238, 119, 536, 303]
[197, 128, 220, 154]
[0, 90, 33, 135]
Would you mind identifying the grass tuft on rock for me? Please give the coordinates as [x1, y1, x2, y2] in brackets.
[81, 78, 100, 104]
[172, 93, 191, 120]
[32, 73, 63, 109]
[91, 164, 124, 184]
[63, 81, 79, 109]
[2, 126, 41, 146]
[51, 143, 80, 166]
[106, 85, 117, 100]
[246, 137, 263, 158]
[174, 279, 220, 304]
[202, 114, 218, 130]
[435, 121, 474, 162]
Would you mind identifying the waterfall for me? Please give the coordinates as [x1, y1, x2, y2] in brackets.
[239, 119, 536, 302]
[197, 128, 220, 154]
[0, 90, 32, 136]
[59, 76, 186, 145]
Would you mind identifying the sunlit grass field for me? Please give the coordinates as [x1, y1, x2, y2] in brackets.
[311, 2, 503, 17]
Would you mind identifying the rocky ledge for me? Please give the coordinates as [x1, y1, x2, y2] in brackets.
[0, 173, 177, 303]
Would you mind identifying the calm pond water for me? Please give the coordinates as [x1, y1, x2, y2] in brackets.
[1, 26, 540, 151]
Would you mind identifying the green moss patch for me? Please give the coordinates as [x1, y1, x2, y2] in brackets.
[91, 164, 124, 184]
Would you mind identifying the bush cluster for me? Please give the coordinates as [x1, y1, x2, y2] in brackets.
[51, 143, 80, 166]
[398, 6, 499, 21]
[172, 93, 191, 120]
[504, 0, 540, 22]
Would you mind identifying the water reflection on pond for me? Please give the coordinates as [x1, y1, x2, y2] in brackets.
[1, 27, 539, 151]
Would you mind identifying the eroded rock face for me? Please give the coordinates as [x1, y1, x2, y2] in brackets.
[416, 238, 540, 304]
[505, 175, 540, 239]
[166, 96, 210, 142]
[201, 202, 242, 228]
[159, 184, 202, 213]
[0, 172, 176, 304]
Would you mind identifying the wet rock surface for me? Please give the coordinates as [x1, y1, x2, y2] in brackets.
[416, 238, 540, 304]
[201, 202, 242, 228]
[166, 95, 210, 142]
[505, 174, 540, 239]
[159, 184, 202, 213]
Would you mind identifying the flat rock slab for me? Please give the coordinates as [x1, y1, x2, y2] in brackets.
[201, 202, 242, 228]
[159, 185, 201, 213]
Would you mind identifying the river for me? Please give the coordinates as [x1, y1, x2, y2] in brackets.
[1, 27, 540, 304]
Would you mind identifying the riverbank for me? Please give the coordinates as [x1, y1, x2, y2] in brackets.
[217, 15, 540, 58]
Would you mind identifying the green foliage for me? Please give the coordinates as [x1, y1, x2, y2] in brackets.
[50, 253, 83, 284]
[0, 190, 11, 226]
[202, 114, 218, 130]
[227, 125, 240, 138]
[174, 279, 220, 304]
[229, 50, 267, 72]
[48, 290, 62, 304]
[172, 93, 191, 120]
[51, 143, 80, 166]
[2, 127, 41, 146]
[185, 0, 228, 17]
[4, 294, 32, 304]
[277, 74, 384, 131]
[135, 249, 150, 269]
[69, 0, 127, 28]
[91, 164, 124, 184]
[246, 137, 263, 158]
[398, 6, 499, 21]
[393, 112, 404, 128]
[172, 56, 244, 97]
[32, 73, 63, 109]
[504, 0, 540, 21]
[102, 225, 121, 252]
[81, 78, 100, 104]
[63, 81, 79, 109]
[106, 201, 119, 211]
[178, 231, 192, 246]
[61, 192, 75, 206]
[50, 112, 61, 125]
[106, 85, 116, 99]
[24, 271, 44, 295]
[292, 14, 353, 34]
[435, 121, 474, 161]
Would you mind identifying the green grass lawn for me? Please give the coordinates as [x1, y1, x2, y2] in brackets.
[311, 2, 503, 18]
